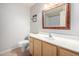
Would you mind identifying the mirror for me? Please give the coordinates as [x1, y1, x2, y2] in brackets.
[42, 3, 70, 29]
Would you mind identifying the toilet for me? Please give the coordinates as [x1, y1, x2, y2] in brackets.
[18, 40, 29, 52]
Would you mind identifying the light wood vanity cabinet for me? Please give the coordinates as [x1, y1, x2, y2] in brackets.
[58, 48, 79, 56]
[42, 42, 57, 56]
[33, 39, 42, 56]
[29, 36, 79, 56]
[29, 37, 42, 56]
[29, 37, 34, 55]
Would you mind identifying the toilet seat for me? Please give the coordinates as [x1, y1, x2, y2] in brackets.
[18, 40, 29, 52]
[18, 40, 29, 46]
[18, 40, 29, 45]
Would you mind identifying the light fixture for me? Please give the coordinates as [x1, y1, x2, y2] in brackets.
[43, 3, 63, 10]
[44, 3, 57, 10]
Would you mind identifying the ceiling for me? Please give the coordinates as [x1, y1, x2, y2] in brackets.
[25, 3, 35, 8]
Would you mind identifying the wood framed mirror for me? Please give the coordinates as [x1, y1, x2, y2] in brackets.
[42, 3, 70, 29]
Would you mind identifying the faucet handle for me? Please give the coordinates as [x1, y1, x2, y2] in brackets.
[49, 32, 52, 37]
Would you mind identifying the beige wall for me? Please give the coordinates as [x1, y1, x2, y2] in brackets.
[0, 3, 30, 51]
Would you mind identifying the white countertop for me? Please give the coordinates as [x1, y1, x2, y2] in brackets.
[30, 33, 79, 53]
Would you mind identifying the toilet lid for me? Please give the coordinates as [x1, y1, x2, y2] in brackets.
[18, 40, 29, 44]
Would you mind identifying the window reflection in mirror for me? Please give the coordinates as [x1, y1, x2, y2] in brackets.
[42, 3, 70, 29]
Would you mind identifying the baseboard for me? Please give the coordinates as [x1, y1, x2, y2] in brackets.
[0, 47, 17, 55]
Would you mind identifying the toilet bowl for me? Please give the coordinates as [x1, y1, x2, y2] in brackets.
[18, 40, 29, 52]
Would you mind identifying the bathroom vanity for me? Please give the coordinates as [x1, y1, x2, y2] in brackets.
[29, 33, 79, 56]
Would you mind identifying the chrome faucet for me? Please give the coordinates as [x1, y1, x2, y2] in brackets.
[49, 32, 52, 38]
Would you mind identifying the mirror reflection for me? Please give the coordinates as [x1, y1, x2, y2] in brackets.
[42, 3, 70, 29]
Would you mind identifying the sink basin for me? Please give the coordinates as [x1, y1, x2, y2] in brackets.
[37, 34, 48, 37]
[37, 34, 54, 40]
[44, 37, 54, 40]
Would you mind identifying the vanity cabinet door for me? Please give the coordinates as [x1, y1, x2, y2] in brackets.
[42, 42, 57, 56]
[29, 37, 34, 55]
[33, 39, 42, 56]
[58, 48, 79, 56]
